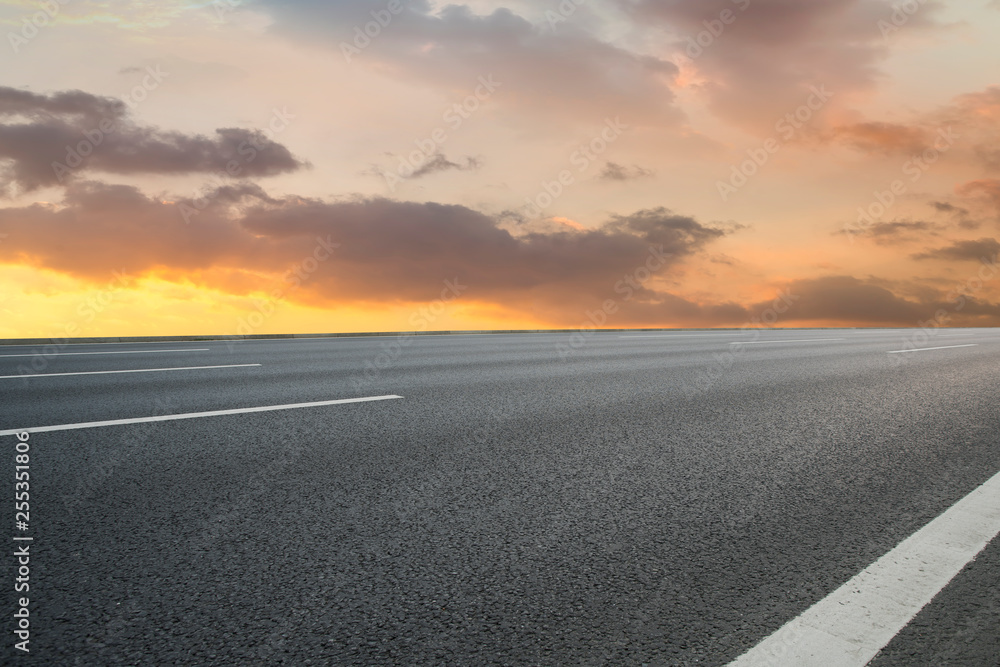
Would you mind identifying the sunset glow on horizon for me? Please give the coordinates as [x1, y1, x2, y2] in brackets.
[3, 0, 1000, 337]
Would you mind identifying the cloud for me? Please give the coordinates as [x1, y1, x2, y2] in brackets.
[618, 0, 946, 133]
[824, 86, 1000, 169]
[913, 238, 1000, 262]
[750, 275, 1000, 326]
[0, 86, 126, 123]
[852, 219, 939, 244]
[847, 201, 986, 242]
[258, 0, 681, 125]
[3, 180, 998, 327]
[958, 179, 1000, 207]
[237, 201, 730, 309]
[931, 201, 968, 216]
[949, 86, 1000, 124]
[956, 179, 1000, 224]
[599, 161, 656, 181]
[410, 153, 481, 179]
[0, 86, 306, 193]
[827, 121, 931, 154]
[0, 181, 731, 315]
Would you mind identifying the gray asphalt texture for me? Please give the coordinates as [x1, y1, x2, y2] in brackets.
[1, 329, 999, 665]
[870, 533, 1000, 666]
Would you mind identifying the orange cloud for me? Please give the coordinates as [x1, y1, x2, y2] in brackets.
[957, 179, 1000, 210]
[827, 122, 931, 155]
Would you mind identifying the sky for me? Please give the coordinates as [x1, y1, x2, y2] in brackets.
[2, 0, 1000, 337]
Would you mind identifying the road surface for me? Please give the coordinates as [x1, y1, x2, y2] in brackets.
[1, 329, 998, 665]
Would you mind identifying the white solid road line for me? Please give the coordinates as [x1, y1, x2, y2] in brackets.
[0, 395, 404, 436]
[887, 344, 978, 354]
[0, 364, 261, 380]
[0, 349, 210, 358]
[728, 470, 1000, 667]
[730, 339, 845, 345]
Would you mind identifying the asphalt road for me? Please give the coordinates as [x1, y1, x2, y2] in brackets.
[1, 328, 999, 665]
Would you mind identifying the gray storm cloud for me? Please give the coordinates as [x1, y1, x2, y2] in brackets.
[258, 0, 681, 125]
[3, 179, 998, 326]
[0, 86, 306, 194]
